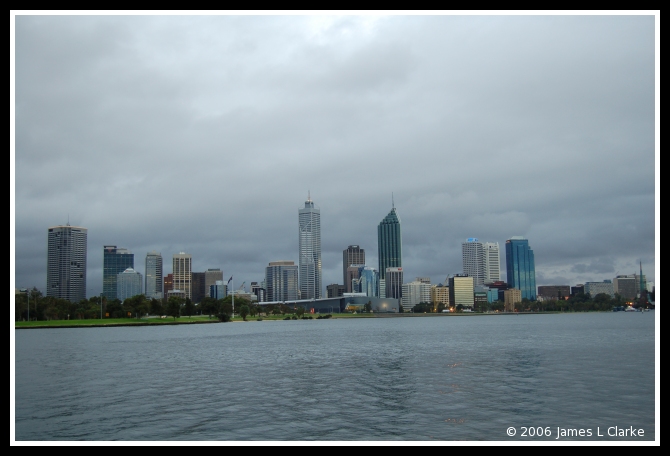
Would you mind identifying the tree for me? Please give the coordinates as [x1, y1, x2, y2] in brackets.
[295, 306, 305, 318]
[166, 297, 182, 320]
[239, 304, 250, 321]
[183, 298, 195, 318]
[124, 294, 149, 318]
[150, 298, 163, 317]
[200, 297, 218, 318]
[106, 299, 123, 318]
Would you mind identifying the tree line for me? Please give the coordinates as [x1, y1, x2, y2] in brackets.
[15, 289, 315, 322]
[409, 291, 653, 313]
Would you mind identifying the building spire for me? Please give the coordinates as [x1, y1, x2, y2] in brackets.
[308, 190, 311, 202]
[392, 192, 395, 209]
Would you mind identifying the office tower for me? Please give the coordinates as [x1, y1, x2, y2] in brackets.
[449, 274, 475, 309]
[385, 267, 403, 300]
[192, 272, 206, 304]
[145, 251, 163, 300]
[299, 194, 322, 299]
[117, 268, 142, 302]
[505, 236, 536, 300]
[483, 242, 501, 283]
[537, 285, 570, 300]
[265, 261, 299, 302]
[346, 265, 365, 294]
[46, 224, 87, 302]
[613, 275, 637, 300]
[205, 269, 223, 298]
[250, 282, 266, 302]
[401, 280, 431, 311]
[326, 284, 345, 298]
[343, 245, 365, 292]
[462, 238, 485, 286]
[163, 273, 173, 300]
[431, 284, 450, 309]
[584, 280, 614, 297]
[210, 280, 227, 300]
[103, 246, 134, 300]
[358, 266, 379, 297]
[378, 203, 402, 293]
[504, 288, 522, 312]
[173, 252, 192, 300]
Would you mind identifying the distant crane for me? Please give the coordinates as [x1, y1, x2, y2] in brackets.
[238, 282, 246, 293]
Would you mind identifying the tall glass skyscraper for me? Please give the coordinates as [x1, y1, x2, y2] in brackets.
[378, 204, 402, 284]
[505, 236, 536, 300]
[145, 251, 163, 300]
[47, 224, 87, 303]
[103, 246, 134, 300]
[299, 194, 321, 299]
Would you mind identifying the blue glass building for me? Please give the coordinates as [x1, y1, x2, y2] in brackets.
[103, 246, 134, 300]
[505, 236, 536, 300]
[358, 266, 379, 297]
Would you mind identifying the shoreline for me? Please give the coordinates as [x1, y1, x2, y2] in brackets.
[14, 311, 584, 329]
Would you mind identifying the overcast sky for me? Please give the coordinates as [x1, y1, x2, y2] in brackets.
[12, 12, 658, 298]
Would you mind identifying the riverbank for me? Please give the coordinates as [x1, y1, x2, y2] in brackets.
[14, 311, 569, 328]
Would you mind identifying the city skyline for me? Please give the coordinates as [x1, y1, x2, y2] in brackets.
[12, 14, 658, 297]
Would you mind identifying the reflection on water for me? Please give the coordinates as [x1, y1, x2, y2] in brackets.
[14, 313, 655, 441]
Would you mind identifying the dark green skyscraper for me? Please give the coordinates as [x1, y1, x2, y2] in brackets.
[103, 245, 134, 300]
[378, 204, 402, 283]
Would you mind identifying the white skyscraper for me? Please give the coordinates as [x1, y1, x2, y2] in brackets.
[46, 224, 87, 302]
[145, 251, 163, 300]
[462, 238, 485, 287]
[483, 242, 501, 284]
[299, 193, 321, 299]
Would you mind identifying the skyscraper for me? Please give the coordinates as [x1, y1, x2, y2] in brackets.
[173, 252, 192, 300]
[265, 261, 299, 302]
[449, 274, 475, 309]
[103, 246, 134, 300]
[462, 238, 485, 286]
[343, 245, 365, 293]
[505, 236, 536, 300]
[47, 224, 87, 302]
[205, 268, 223, 298]
[145, 251, 163, 300]
[358, 266, 379, 297]
[299, 194, 321, 299]
[117, 268, 143, 302]
[378, 203, 402, 296]
[385, 267, 404, 301]
[191, 272, 206, 304]
[483, 242, 501, 284]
